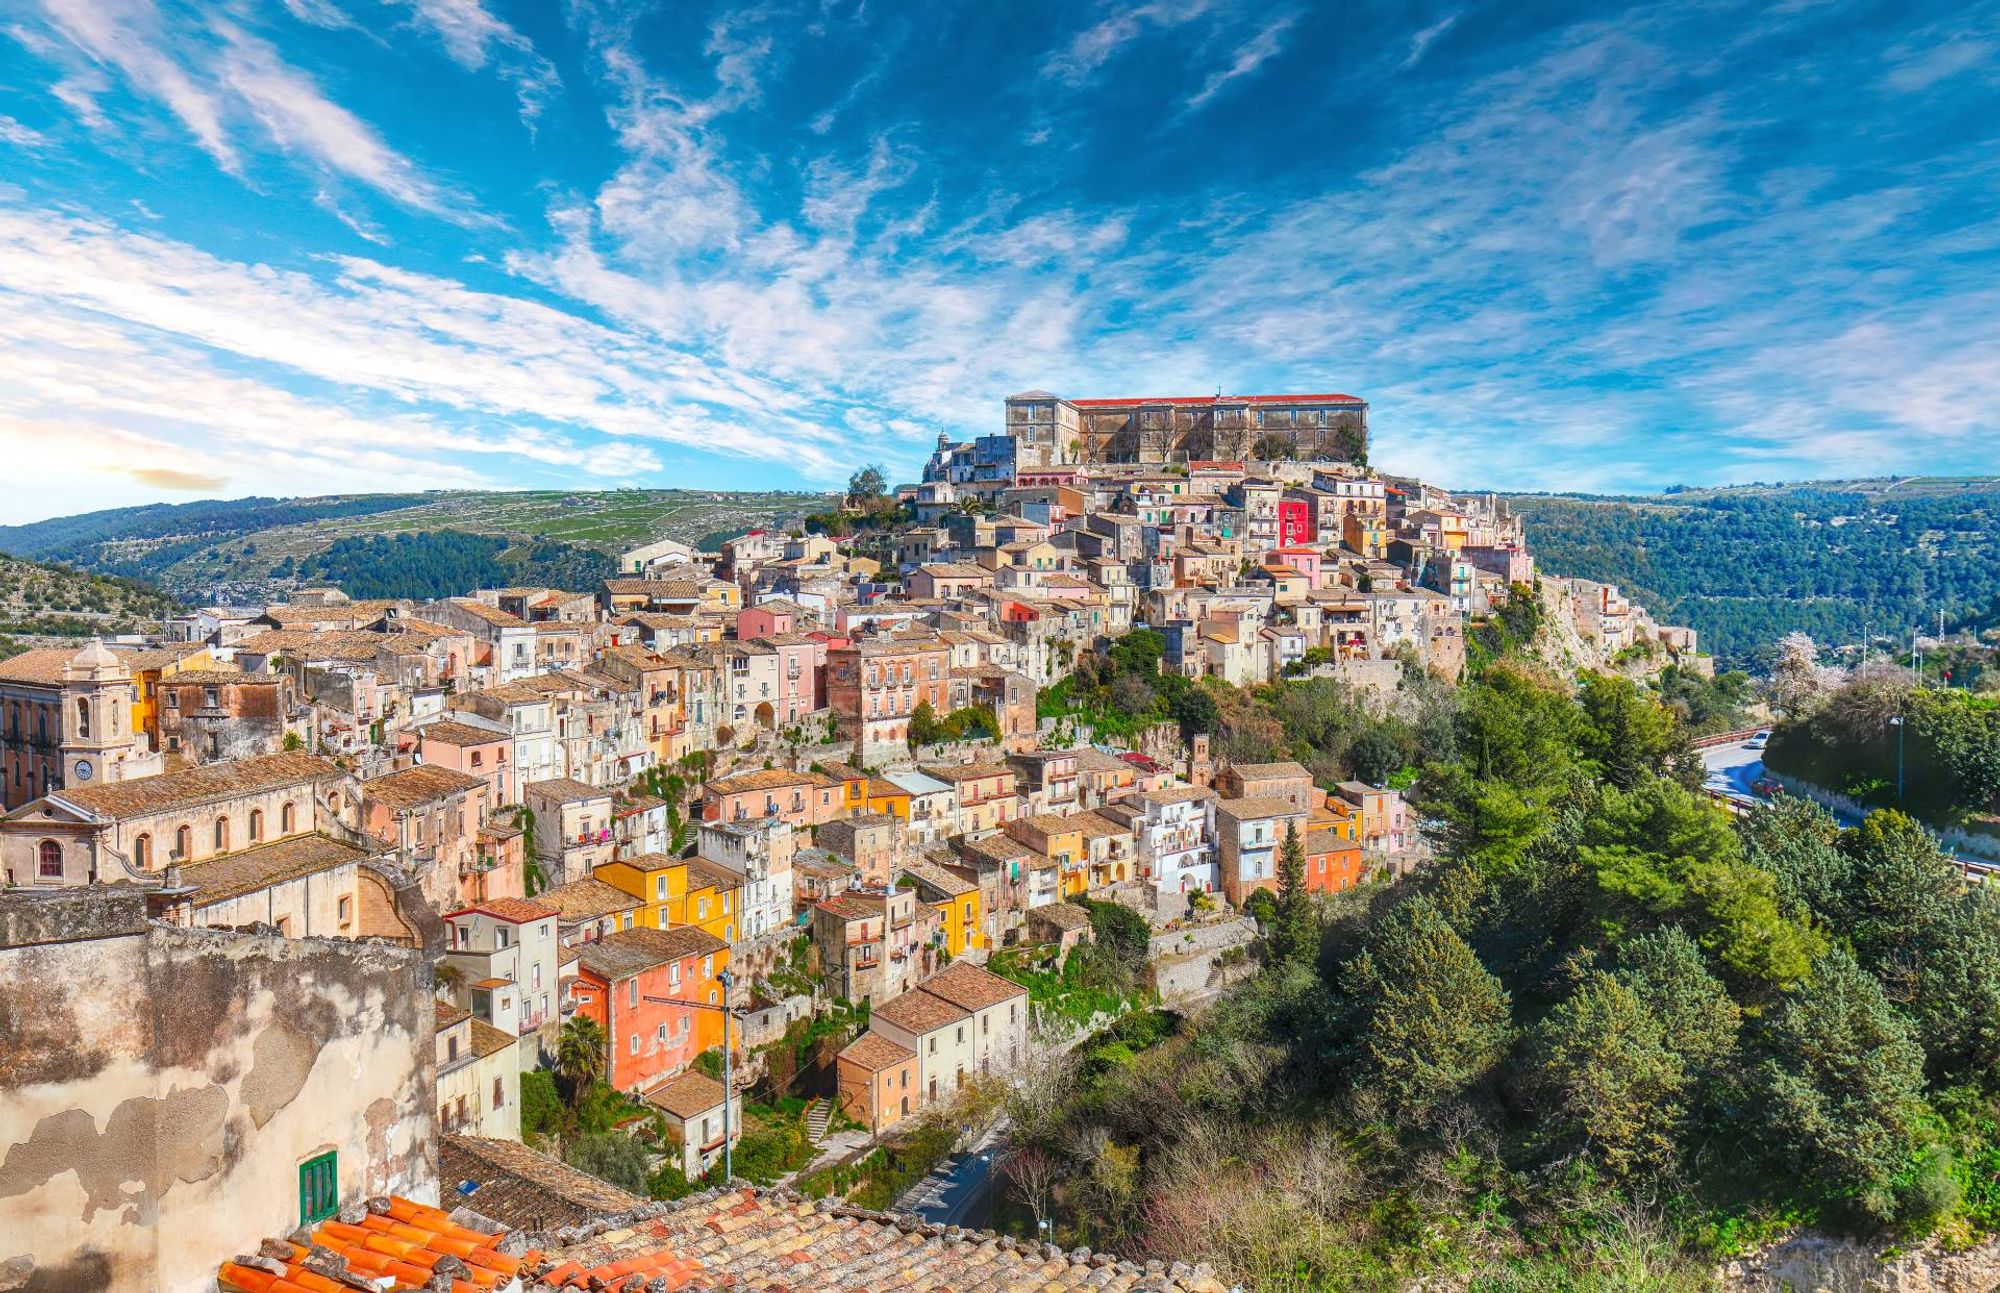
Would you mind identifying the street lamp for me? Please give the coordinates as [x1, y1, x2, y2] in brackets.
[645, 968, 741, 1182]
[1888, 715, 1905, 803]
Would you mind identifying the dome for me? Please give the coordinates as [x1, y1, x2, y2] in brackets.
[63, 637, 126, 681]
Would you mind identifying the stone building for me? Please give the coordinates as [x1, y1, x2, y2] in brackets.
[0, 887, 437, 1293]
[1003, 391, 1368, 467]
[151, 670, 292, 767]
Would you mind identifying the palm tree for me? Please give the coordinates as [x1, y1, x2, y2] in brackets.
[555, 1015, 607, 1108]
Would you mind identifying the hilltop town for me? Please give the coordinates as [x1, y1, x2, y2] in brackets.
[0, 390, 1708, 1293]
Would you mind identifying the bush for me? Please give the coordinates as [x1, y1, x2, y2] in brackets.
[565, 1132, 650, 1194]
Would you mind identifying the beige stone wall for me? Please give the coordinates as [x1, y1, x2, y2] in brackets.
[0, 916, 436, 1293]
[1719, 1232, 2000, 1292]
[192, 859, 359, 938]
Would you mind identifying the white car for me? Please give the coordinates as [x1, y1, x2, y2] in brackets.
[1744, 730, 1770, 751]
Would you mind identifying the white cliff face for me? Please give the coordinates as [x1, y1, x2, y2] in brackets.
[1718, 1232, 2000, 1293]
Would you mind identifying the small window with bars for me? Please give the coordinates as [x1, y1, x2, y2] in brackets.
[299, 1151, 338, 1225]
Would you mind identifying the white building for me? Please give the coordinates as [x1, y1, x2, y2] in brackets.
[441, 897, 563, 1044]
[1120, 785, 1217, 898]
[697, 818, 794, 941]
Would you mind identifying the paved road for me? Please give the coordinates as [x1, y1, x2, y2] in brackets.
[904, 1122, 1004, 1227]
[1701, 737, 1992, 877]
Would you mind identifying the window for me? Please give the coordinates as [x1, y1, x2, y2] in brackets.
[132, 833, 151, 869]
[630, 1034, 639, 1055]
[249, 809, 264, 842]
[204, 687, 220, 709]
[299, 1152, 339, 1225]
[447, 1035, 460, 1061]
[281, 802, 297, 833]
[495, 927, 511, 950]
[657, 1022, 667, 1042]
[627, 980, 638, 1008]
[175, 825, 192, 859]
[493, 1077, 505, 1109]
[215, 817, 230, 851]
[470, 751, 482, 768]
[37, 839, 62, 879]
[74, 698, 90, 738]
[337, 896, 352, 925]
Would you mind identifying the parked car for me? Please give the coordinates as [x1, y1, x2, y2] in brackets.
[1745, 729, 1771, 751]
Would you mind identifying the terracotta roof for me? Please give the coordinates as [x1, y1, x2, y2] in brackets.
[1064, 809, 1130, 841]
[154, 669, 280, 686]
[576, 925, 726, 981]
[447, 897, 558, 923]
[1225, 760, 1312, 782]
[531, 1185, 1231, 1292]
[37, 752, 339, 821]
[418, 719, 506, 747]
[1142, 784, 1216, 806]
[644, 1069, 728, 1120]
[817, 893, 883, 923]
[539, 878, 642, 923]
[704, 767, 820, 794]
[217, 1194, 521, 1293]
[524, 776, 607, 804]
[915, 960, 1028, 1013]
[605, 851, 683, 873]
[440, 1136, 644, 1232]
[872, 987, 969, 1035]
[1214, 796, 1303, 821]
[918, 762, 1015, 784]
[898, 859, 974, 898]
[470, 1017, 518, 1060]
[364, 764, 487, 808]
[1030, 902, 1094, 932]
[839, 1031, 915, 1071]
[180, 834, 369, 908]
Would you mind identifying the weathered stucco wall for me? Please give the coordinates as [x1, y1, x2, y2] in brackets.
[0, 891, 437, 1293]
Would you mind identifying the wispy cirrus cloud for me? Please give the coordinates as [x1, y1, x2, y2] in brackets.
[1182, 14, 1296, 113]
[384, 0, 561, 125]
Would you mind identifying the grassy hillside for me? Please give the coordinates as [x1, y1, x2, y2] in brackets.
[0, 488, 828, 603]
[0, 553, 180, 656]
[1506, 478, 2000, 669]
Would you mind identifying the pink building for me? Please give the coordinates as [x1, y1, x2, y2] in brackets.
[737, 601, 800, 640]
[1267, 546, 1326, 589]
[418, 719, 513, 810]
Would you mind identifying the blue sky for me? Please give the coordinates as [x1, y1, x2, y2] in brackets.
[0, 0, 1996, 524]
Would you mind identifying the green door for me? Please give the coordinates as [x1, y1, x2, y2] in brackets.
[299, 1151, 338, 1225]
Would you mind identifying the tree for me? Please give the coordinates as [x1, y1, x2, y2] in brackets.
[1270, 822, 1315, 970]
[848, 464, 888, 502]
[1346, 897, 1512, 1122]
[1530, 971, 1687, 1178]
[1576, 672, 1693, 791]
[1835, 810, 1963, 978]
[1769, 632, 1842, 715]
[1347, 724, 1405, 785]
[556, 1014, 607, 1108]
[565, 1131, 651, 1194]
[1738, 794, 1849, 918]
[1754, 948, 1929, 1221]
[1615, 925, 1741, 1079]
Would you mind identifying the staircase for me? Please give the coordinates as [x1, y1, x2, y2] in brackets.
[805, 1097, 833, 1144]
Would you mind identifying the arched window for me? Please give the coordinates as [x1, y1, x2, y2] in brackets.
[249, 809, 264, 842]
[281, 801, 297, 833]
[37, 839, 62, 879]
[175, 824, 192, 859]
[133, 834, 151, 869]
[214, 817, 230, 851]
[73, 698, 89, 738]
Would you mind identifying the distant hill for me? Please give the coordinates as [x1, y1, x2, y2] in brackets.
[0, 553, 180, 656]
[1504, 477, 2000, 669]
[0, 488, 827, 604]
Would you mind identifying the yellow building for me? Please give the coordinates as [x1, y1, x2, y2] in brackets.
[864, 777, 912, 821]
[899, 862, 985, 957]
[128, 645, 216, 748]
[594, 853, 743, 944]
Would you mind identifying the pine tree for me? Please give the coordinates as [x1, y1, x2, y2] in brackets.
[1271, 820, 1315, 969]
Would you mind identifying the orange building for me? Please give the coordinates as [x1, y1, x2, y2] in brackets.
[1305, 798, 1366, 894]
[571, 925, 732, 1094]
[826, 634, 952, 749]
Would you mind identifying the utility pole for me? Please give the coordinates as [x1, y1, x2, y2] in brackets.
[1889, 713, 1906, 803]
[645, 967, 741, 1182]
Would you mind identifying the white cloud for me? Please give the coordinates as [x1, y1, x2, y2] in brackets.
[214, 22, 485, 223]
[1182, 14, 1295, 113]
[39, 0, 239, 170]
[1043, 0, 1219, 85]
[0, 116, 47, 147]
[382, 0, 561, 124]
[1402, 10, 1460, 71]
